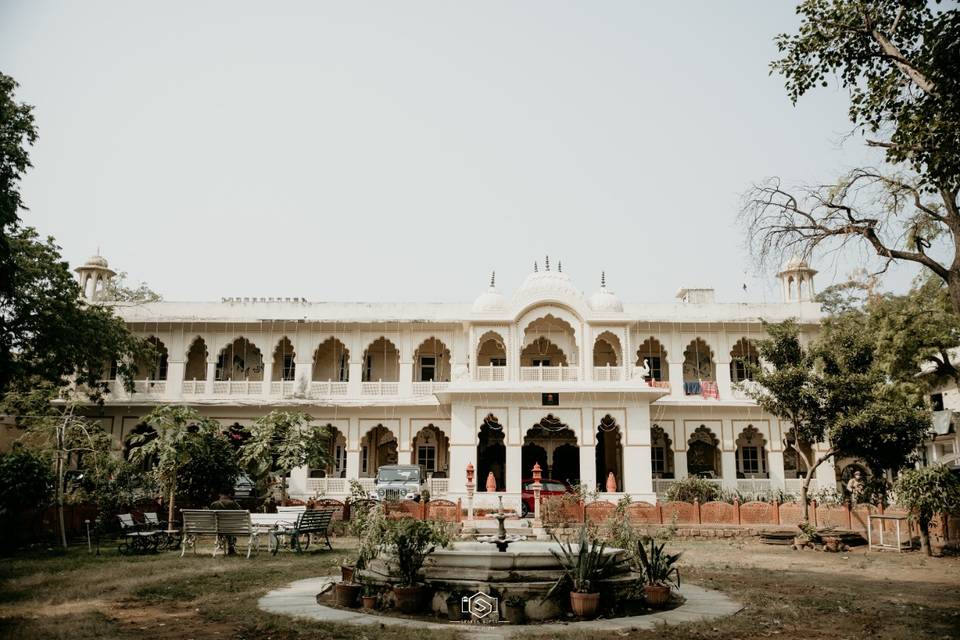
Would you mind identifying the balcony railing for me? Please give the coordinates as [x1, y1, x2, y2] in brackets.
[520, 365, 579, 382]
[592, 365, 624, 381]
[133, 380, 166, 394]
[412, 381, 449, 396]
[309, 381, 348, 397]
[475, 365, 506, 382]
[736, 478, 771, 494]
[212, 380, 263, 395]
[182, 380, 205, 394]
[361, 380, 399, 396]
[682, 380, 719, 399]
[731, 380, 760, 400]
[306, 477, 347, 495]
[270, 381, 295, 396]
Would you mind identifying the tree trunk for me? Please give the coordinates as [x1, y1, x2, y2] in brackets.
[918, 517, 932, 556]
[56, 426, 67, 550]
[947, 270, 960, 316]
[800, 452, 834, 524]
[167, 480, 176, 532]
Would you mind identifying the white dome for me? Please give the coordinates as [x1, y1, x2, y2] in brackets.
[588, 285, 623, 312]
[472, 286, 507, 313]
[512, 269, 583, 304]
[84, 254, 109, 268]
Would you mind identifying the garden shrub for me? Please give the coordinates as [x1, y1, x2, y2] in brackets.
[665, 477, 718, 503]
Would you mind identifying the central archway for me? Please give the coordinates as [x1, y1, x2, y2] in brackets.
[477, 414, 505, 491]
[595, 415, 623, 491]
[523, 415, 580, 486]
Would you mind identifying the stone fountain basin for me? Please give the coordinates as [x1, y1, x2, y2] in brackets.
[425, 541, 627, 571]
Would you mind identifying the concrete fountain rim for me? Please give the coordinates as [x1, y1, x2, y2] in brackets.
[257, 575, 743, 636]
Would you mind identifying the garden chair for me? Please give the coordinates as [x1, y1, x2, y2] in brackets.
[116, 513, 163, 555]
[270, 508, 334, 555]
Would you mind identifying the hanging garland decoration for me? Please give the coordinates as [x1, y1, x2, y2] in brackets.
[537, 414, 568, 432]
[482, 413, 503, 431]
[598, 414, 619, 432]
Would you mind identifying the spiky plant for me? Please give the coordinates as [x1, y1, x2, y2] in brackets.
[546, 525, 616, 596]
[635, 539, 681, 589]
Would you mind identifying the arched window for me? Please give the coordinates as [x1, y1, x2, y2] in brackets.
[272, 337, 296, 381]
[651, 424, 674, 479]
[730, 338, 759, 383]
[313, 338, 349, 382]
[735, 425, 768, 479]
[478, 414, 505, 491]
[362, 337, 400, 382]
[636, 337, 668, 381]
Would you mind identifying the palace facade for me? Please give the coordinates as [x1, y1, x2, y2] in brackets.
[74, 255, 836, 508]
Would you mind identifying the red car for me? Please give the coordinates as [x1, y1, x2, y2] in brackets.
[520, 478, 573, 517]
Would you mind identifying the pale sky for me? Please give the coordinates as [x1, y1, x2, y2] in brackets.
[0, 1, 920, 304]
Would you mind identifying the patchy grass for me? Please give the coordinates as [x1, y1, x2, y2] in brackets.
[0, 538, 958, 639]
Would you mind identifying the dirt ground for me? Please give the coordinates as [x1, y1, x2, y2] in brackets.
[0, 538, 957, 640]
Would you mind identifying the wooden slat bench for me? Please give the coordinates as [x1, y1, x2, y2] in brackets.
[180, 510, 261, 559]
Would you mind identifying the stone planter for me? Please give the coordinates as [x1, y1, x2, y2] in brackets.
[643, 584, 670, 607]
[361, 595, 377, 610]
[569, 591, 600, 618]
[393, 585, 429, 614]
[335, 582, 361, 608]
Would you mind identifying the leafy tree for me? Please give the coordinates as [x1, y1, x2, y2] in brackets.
[238, 411, 329, 504]
[0, 447, 53, 515]
[128, 406, 223, 529]
[177, 430, 240, 506]
[100, 271, 162, 304]
[742, 2, 960, 312]
[0, 73, 151, 398]
[10, 387, 115, 549]
[748, 319, 929, 522]
[894, 464, 960, 555]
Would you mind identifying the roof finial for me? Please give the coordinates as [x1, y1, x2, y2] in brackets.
[489, 271, 496, 288]
[558, 260, 562, 272]
[534, 261, 538, 273]
[545, 255, 550, 271]
[601, 271, 606, 288]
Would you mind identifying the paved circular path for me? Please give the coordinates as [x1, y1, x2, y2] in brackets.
[258, 575, 742, 637]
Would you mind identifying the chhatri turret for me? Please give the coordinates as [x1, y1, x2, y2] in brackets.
[74, 252, 116, 301]
[777, 254, 817, 302]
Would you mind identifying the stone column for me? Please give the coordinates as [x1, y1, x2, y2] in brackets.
[347, 362, 362, 396]
[814, 452, 837, 494]
[288, 465, 309, 498]
[447, 402, 476, 498]
[205, 359, 217, 394]
[262, 359, 274, 394]
[721, 450, 738, 490]
[715, 359, 732, 400]
[399, 361, 414, 397]
[579, 444, 597, 494]
[165, 359, 184, 398]
[673, 450, 689, 480]
[294, 359, 313, 395]
[668, 360, 684, 398]
[622, 405, 655, 502]
[768, 450, 786, 491]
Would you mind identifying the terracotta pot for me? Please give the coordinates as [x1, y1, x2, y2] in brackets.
[393, 585, 429, 614]
[340, 565, 355, 583]
[335, 582, 362, 608]
[446, 598, 463, 621]
[505, 603, 526, 624]
[643, 584, 671, 607]
[361, 595, 377, 610]
[569, 591, 600, 618]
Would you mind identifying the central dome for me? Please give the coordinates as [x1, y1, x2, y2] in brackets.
[512, 261, 583, 304]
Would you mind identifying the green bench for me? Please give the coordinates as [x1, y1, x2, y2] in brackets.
[270, 508, 335, 554]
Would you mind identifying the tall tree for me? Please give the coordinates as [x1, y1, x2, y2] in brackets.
[742, 1, 960, 311]
[748, 318, 929, 521]
[238, 411, 329, 504]
[128, 406, 223, 530]
[894, 463, 960, 555]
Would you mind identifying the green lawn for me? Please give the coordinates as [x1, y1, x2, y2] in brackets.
[0, 538, 958, 639]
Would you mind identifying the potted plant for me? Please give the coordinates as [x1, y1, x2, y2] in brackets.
[445, 591, 463, 621]
[383, 518, 450, 614]
[545, 525, 615, 619]
[361, 584, 379, 610]
[334, 580, 362, 608]
[635, 539, 681, 608]
[504, 595, 526, 624]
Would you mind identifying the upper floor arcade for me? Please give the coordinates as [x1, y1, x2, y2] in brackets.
[89, 257, 823, 405]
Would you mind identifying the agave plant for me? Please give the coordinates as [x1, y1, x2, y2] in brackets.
[635, 539, 681, 589]
[546, 525, 616, 596]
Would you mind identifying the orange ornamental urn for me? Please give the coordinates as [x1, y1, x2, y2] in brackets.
[466, 462, 475, 485]
[486, 471, 497, 492]
[606, 472, 618, 493]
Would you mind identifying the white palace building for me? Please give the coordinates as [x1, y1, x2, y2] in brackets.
[75, 255, 835, 508]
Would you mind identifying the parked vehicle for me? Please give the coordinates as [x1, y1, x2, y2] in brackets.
[520, 478, 572, 517]
[370, 465, 425, 501]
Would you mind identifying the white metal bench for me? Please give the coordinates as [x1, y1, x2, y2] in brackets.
[180, 510, 261, 559]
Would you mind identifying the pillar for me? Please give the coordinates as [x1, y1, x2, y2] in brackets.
[289, 465, 308, 497]
[674, 450, 689, 480]
[399, 361, 414, 397]
[346, 450, 360, 481]
[668, 360, 684, 398]
[721, 450, 737, 490]
[814, 452, 837, 494]
[579, 444, 597, 494]
[447, 402, 476, 498]
[294, 359, 312, 395]
[347, 362, 362, 396]
[205, 359, 217, 394]
[768, 450, 786, 491]
[715, 359, 732, 399]
[622, 405, 655, 502]
[262, 359, 274, 394]
[165, 359, 184, 398]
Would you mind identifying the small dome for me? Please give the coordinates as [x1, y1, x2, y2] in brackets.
[472, 272, 507, 313]
[85, 254, 109, 268]
[473, 287, 507, 313]
[588, 272, 623, 312]
[779, 254, 817, 276]
[512, 258, 582, 304]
